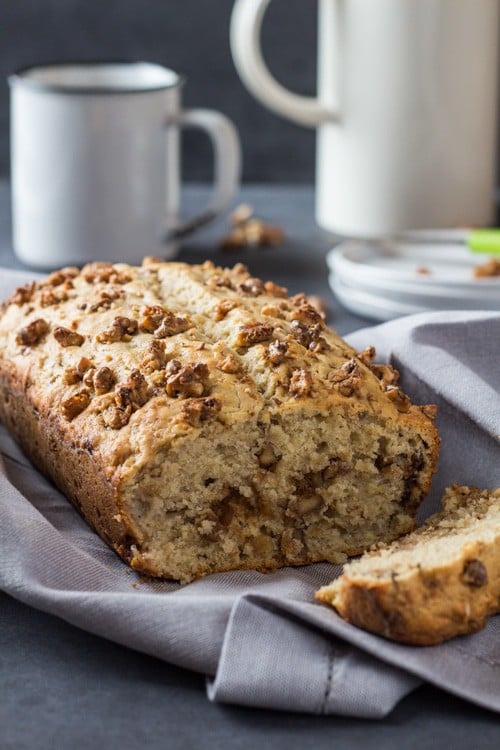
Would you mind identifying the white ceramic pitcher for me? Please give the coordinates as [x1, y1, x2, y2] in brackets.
[231, 0, 500, 237]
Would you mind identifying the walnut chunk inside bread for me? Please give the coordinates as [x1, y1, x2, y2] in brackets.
[0, 260, 439, 583]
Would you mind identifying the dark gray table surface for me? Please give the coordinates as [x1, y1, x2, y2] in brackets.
[0, 182, 498, 749]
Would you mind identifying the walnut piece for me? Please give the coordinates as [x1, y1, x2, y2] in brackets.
[290, 302, 324, 327]
[61, 390, 91, 421]
[40, 286, 70, 307]
[44, 267, 79, 286]
[473, 258, 500, 278]
[421, 404, 438, 420]
[54, 326, 85, 347]
[16, 318, 49, 346]
[235, 322, 274, 347]
[214, 298, 238, 321]
[10, 282, 37, 306]
[462, 559, 488, 587]
[289, 368, 313, 397]
[82, 262, 131, 284]
[88, 287, 125, 312]
[216, 355, 242, 374]
[357, 346, 376, 367]
[264, 280, 288, 298]
[237, 277, 265, 297]
[267, 340, 288, 365]
[181, 397, 222, 426]
[165, 361, 209, 398]
[103, 405, 132, 429]
[289, 320, 325, 352]
[328, 359, 362, 396]
[141, 339, 166, 373]
[115, 370, 150, 409]
[96, 316, 138, 343]
[385, 385, 411, 412]
[154, 311, 191, 339]
[93, 366, 115, 395]
[372, 363, 400, 388]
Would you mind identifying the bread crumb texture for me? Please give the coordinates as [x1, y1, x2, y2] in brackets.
[316, 485, 500, 645]
[0, 260, 439, 582]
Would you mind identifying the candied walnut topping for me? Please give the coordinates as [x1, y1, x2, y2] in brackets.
[138, 305, 168, 333]
[82, 262, 132, 285]
[306, 295, 327, 320]
[214, 298, 237, 321]
[235, 322, 274, 348]
[64, 357, 94, 385]
[165, 361, 210, 398]
[216, 355, 242, 374]
[357, 346, 376, 367]
[181, 397, 222, 426]
[88, 287, 125, 312]
[237, 277, 265, 296]
[264, 280, 288, 298]
[54, 326, 85, 347]
[96, 316, 138, 343]
[385, 385, 411, 413]
[267, 340, 288, 365]
[421, 404, 438, 420]
[142, 256, 162, 266]
[289, 320, 326, 352]
[93, 366, 115, 395]
[9, 282, 36, 306]
[16, 318, 49, 346]
[328, 359, 362, 396]
[44, 267, 79, 287]
[290, 302, 325, 327]
[139, 307, 191, 338]
[289, 368, 313, 398]
[462, 559, 488, 587]
[372, 363, 400, 389]
[141, 339, 166, 373]
[61, 390, 91, 421]
[206, 273, 233, 290]
[103, 405, 132, 429]
[40, 286, 70, 307]
[115, 370, 150, 409]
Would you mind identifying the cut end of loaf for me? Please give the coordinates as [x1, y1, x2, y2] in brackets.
[316, 486, 500, 645]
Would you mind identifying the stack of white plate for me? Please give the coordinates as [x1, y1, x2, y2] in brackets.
[327, 240, 500, 321]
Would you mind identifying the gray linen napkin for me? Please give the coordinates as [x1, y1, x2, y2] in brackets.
[0, 268, 499, 717]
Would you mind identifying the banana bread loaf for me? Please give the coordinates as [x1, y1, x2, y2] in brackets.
[0, 259, 439, 582]
[316, 485, 500, 645]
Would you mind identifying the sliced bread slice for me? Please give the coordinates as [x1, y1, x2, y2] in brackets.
[316, 485, 500, 645]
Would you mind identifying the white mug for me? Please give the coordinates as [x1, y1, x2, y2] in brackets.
[231, 0, 500, 237]
[9, 61, 241, 268]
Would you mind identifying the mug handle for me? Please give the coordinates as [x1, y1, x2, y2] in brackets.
[230, 0, 338, 127]
[165, 109, 241, 239]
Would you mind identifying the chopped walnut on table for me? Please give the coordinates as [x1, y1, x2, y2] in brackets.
[219, 203, 285, 250]
[473, 257, 500, 278]
[96, 316, 138, 343]
[53, 326, 85, 347]
[16, 318, 49, 346]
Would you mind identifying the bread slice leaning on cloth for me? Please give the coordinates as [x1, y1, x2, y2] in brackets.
[0, 259, 439, 582]
[316, 485, 500, 645]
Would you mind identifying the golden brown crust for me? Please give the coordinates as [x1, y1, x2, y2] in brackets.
[0, 260, 440, 581]
[316, 487, 500, 645]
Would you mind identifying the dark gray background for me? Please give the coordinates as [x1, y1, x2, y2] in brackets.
[0, 0, 317, 182]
